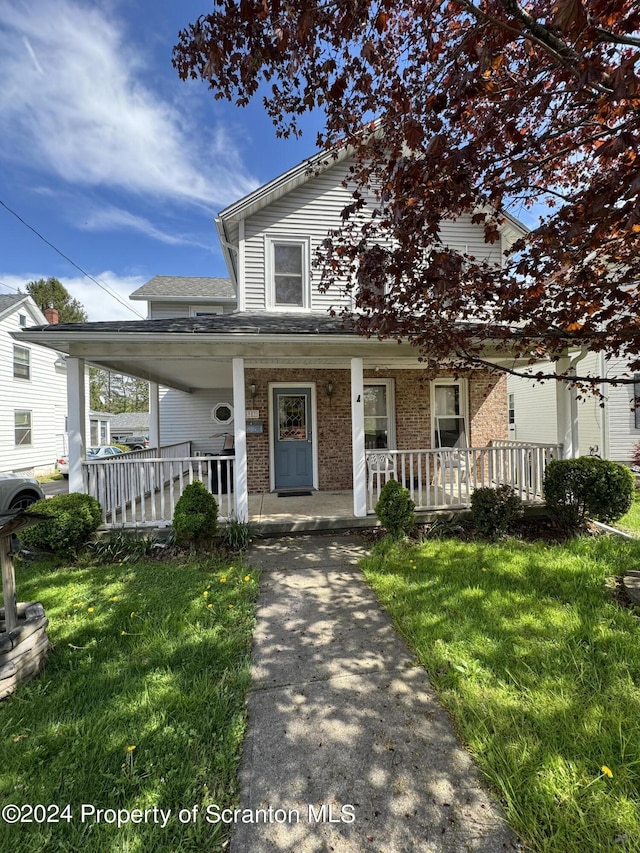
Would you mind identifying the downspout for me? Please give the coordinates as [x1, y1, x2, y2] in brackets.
[568, 347, 589, 458]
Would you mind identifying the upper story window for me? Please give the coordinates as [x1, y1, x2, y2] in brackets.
[432, 379, 468, 448]
[266, 237, 310, 310]
[13, 345, 31, 380]
[18, 313, 27, 327]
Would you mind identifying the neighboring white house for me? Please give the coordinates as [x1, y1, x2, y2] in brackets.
[0, 294, 67, 475]
[17, 149, 568, 527]
[507, 351, 640, 463]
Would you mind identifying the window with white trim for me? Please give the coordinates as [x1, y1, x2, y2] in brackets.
[15, 410, 32, 446]
[266, 237, 310, 309]
[13, 345, 30, 380]
[432, 379, 468, 448]
[363, 380, 395, 450]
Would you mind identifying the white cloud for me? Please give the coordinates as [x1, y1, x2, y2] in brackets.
[81, 206, 214, 250]
[0, 272, 146, 322]
[0, 0, 257, 208]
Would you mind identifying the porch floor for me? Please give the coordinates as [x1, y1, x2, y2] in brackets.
[248, 490, 365, 534]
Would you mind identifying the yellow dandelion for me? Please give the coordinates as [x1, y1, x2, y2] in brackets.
[228, 604, 234, 609]
[203, 590, 209, 597]
[120, 630, 126, 636]
[207, 603, 213, 609]
[482, 568, 487, 572]
[602, 765, 613, 778]
[220, 576, 227, 583]
[87, 607, 94, 613]
[127, 745, 136, 752]
[244, 575, 250, 582]
[109, 596, 119, 601]
[130, 611, 136, 618]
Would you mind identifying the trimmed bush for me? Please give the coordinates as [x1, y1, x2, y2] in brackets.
[375, 478, 415, 537]
[470, 485, 523, 538]
[173, 481, 218, 548]
[20, 493, 103, 556]
[543, 456, 635, 528]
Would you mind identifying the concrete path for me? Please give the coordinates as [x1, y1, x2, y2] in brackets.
[232, 534, 521, 853]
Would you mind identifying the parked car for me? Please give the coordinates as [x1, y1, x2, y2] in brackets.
[56, 445, 124, 478]
[0, 473, 45, 515]
[121, 435, 149, 451]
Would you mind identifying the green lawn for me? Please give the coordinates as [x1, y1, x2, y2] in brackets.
[362, 535, 640, 853]
[618, 491, 640, 535]
[0, 554, 258, 853]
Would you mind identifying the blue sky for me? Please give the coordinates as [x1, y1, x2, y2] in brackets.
[0, 0, 322, 320]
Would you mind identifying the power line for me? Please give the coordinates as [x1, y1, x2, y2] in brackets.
[0, 198, 146, 319]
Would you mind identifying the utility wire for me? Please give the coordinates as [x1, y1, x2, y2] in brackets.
[0, 198, 146, 319]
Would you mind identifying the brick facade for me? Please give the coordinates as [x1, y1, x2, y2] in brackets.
[245, 367, 507, 493]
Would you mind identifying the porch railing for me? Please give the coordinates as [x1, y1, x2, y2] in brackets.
[83, 445, 235, 527]
[366, 443, 562, 513]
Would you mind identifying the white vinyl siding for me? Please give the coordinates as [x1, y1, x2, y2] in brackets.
[604, 355, 640, 463]
[506, 372, 558, 445]
[158, 388, 235, 455]
[0, 302, 68, 474]
[242, 158, 504, 312]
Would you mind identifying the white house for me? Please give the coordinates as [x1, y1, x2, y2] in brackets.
[15, 150, 566, 528]
[0, 294, 67, 476]
[507, 352, 639, 464]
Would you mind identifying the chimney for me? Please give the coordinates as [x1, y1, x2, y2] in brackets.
[44, 304, 59, 325]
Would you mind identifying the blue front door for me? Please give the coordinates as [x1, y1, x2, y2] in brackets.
[273, 387, 313, 489]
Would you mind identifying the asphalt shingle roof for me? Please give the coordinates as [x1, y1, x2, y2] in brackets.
[0, 294, 25, 312]
[24, 313, 357, 336]
[129, 276, 236, 301]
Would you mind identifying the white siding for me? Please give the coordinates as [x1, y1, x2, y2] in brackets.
[507, 373, 558, 444]
[242, 158, 504, 312]
[604, 356, 640, 463]
[159, 388, 234, 455]
[0, 305, 68, 475]
[576, 352, 602, 457]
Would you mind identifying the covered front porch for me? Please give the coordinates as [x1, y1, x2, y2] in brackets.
[80, 440, 561, 531]
[17, 312, 580, 532]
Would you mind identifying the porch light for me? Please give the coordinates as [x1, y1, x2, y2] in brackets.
[326, 381, 334, 399]
[249, 381, 257, 401]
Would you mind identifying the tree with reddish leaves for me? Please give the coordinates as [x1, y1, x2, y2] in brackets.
[174, 1, 640, 387]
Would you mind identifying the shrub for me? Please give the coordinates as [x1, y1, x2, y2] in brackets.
[631, 441, 640, 469]
[543, 456, 635, 528]
[173, 481, 218, 548]
[375, 478, 415, 537]
[20, 493, 103, 556]
[470, 485, 523, 538]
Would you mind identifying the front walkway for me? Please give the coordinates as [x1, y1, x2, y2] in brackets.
[232, 535, 521, 852]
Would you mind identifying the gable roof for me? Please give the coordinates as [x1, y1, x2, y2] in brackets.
[129, 275, 236, 302]
[0, 293, 47, 325]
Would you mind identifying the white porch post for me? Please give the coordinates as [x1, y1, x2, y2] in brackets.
[555, 356, 578, 458]
[351, 357, 367, 517]
[67, 357, 86, 493]
[148, 382, 160, 449]
[232, 357, 249, 521]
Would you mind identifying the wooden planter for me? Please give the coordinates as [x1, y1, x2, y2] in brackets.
[0, 602, 49, 701]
